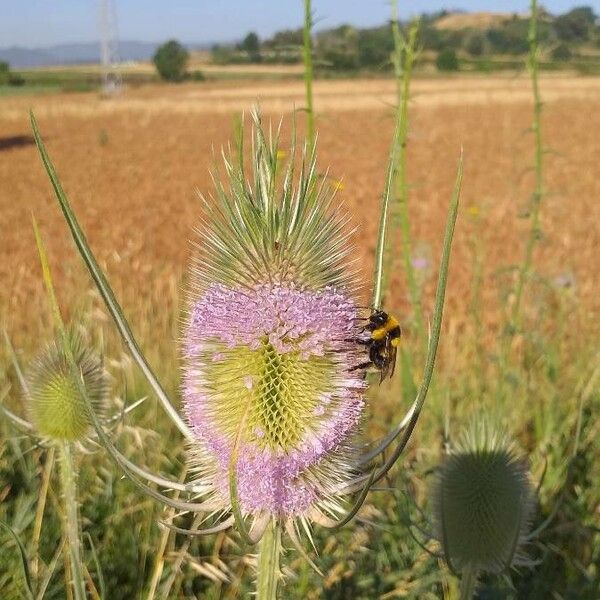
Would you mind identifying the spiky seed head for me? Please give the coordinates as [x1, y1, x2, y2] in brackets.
[433, 419, 534, 575]
[183, 113, 366, 518]
[26, 332, 108, 442]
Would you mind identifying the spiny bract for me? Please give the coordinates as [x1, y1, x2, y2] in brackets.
[433, 419, 535, 575]
[26, 331, 108, 442]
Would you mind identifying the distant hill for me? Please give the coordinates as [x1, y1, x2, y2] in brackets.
[433, 11, 528, 31]
[0, 41, 210, 68]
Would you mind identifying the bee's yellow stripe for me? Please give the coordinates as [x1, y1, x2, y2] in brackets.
[371, 327, 387, 341]
[391, 338, 401, 347]
[386, 315, 400, 329]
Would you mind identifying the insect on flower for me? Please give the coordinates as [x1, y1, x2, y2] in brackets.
[350, 309, 402, 382]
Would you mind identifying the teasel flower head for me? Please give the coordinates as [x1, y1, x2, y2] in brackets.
[433, 419, 535, 576]
[182, 113, 367, 528]
[26, 330, 108, 442]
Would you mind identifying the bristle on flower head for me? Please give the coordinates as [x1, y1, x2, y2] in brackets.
[183, 112, 366, 518]
[26, 332, 108, 442]
[433, 419, 535, 575]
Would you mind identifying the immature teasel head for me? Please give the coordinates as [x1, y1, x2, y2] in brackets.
[433, 419, 535, 575]
[26, 331, 108, 442]
[183, 112, 366, 521]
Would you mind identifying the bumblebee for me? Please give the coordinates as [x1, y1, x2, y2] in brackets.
[350, 310, 401, 382]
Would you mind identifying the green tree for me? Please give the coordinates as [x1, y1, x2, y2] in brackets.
[436, 48, 459, 71]
[551, 42, 573, 60]
[357, 26, 394, 68]
[465, 31, 485, 56]
[554, 6, 597, 41]
[153, 40, 189, 82]
[238, 32, 261, 62]
[316, 25, 360, 70]
[240, 32, 259, 53]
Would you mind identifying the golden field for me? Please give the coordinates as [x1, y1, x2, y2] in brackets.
[1, 74, 599, 357]
[1, 73, 599, 599]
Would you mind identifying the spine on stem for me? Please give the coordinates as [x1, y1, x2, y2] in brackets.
[59, 442, 87, 600]
[256, 520, 281, 600]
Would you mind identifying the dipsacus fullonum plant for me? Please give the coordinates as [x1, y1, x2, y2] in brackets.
[26, 331, 108, 442]
[432, 420, 536, 599]
[30, 109, 461, 596]
[183, 118, 367, 529]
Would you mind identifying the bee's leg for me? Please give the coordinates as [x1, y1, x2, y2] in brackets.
[344, 337, 371, 345]
[349, 361, 372, 372]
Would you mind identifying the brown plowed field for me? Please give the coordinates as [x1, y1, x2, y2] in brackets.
[1, 75, 599, 354]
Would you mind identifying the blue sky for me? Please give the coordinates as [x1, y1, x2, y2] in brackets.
[1, 0, 598, 47]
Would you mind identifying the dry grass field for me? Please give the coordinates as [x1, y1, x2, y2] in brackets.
[1, 74, 599, 356]
[1, 73, 599, 598]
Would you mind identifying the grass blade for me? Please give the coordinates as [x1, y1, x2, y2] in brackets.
[0, 520, 35, 600]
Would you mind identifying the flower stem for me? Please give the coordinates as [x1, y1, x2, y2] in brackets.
[302, 0, 315, 150]
[458, 568, 479, 600]
[59, 441, 87, 600]
[31, 446, 55, 582]
[256, 519, 281, 600]
[389, 10, 424, 346]
[511, 0, 543, 332]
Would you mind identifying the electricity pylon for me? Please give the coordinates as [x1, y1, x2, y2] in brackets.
[99, 0, 122, 94]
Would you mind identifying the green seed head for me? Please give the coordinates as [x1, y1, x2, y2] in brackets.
[208, 340, 336, 451]
[433, 419, 534, 575]
[26, 332, 108, 442]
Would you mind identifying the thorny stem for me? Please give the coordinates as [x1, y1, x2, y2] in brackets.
[458, 567, 479, 600]
[303, 0, 315, 150]
[31, 446, 56, 581]
[510, 0, 543, 333]
[59, 442, 87, 600]
[256, 519, 281, 600]
[145, 467, 188, 600]
[32, 209, 87, 600]
[389, 11, 424, 345]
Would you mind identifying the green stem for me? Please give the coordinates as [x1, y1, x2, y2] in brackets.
[458, 568, 479, 600]
[510, 0, 543, 332]
[31, 446, 55, 582]
[302, 0, 315, 150]
[389, 12, 424, 343]
[256, 520, 281, 600]
[59, 442, 87, 600]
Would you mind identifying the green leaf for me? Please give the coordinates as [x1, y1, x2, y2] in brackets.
[0, 520, 35, 600]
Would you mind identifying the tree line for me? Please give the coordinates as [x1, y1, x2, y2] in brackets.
[210, 6, 599, 71]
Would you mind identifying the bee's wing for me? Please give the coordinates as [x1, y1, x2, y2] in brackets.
[389, 342, 398, 379]
[380, 337, 392, 382]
